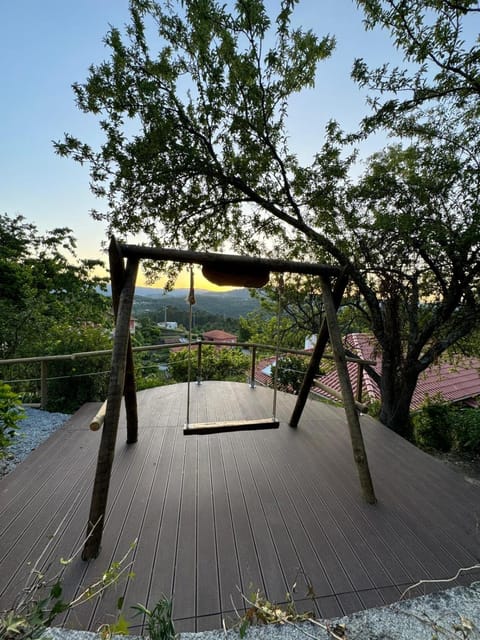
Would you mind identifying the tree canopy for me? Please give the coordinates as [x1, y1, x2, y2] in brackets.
[0, 214, 112, 410]
[56, 0, 480, 436]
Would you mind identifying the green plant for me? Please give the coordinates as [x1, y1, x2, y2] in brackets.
[412, 400, 454, 452]
[132, 597, 177, 640]
[270, 355, 312, 395]
[0, 381, 25, 459]
[451, 408, 480, 454]
[0, 540, 136, 640]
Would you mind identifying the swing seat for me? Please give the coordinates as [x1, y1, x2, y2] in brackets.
[184, 417, 280, 435]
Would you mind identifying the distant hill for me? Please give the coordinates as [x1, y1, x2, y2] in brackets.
[102, 285, 260, 319]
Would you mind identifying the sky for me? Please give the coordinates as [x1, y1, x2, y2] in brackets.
[0, 0, 398, 288]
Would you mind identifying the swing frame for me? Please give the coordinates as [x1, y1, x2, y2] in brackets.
[81, 238, 376, 561]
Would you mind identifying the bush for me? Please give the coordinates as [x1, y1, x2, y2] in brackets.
[452, 408, 480, 454]
[413, 401, 480, 454]
[412, 401, 454, 452]
[0, 382, 25, 459]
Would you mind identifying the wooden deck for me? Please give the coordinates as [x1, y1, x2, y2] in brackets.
[1, 382, 479, 634]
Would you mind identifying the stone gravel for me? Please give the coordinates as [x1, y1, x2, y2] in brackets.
[0, 406, 71, 477]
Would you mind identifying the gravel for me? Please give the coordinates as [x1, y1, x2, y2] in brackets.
[0, 406, 71, 477]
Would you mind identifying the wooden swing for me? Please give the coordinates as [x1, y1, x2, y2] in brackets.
[81, 239, 376, 561]
[183, 265, 280, 434]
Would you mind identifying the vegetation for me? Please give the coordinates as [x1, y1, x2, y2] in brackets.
[55, 0, 480, 438]
[0, 213, 112, 412]
[168, 344, 250, 383]
[0, 542, 135, 640]
[413, 401, 480, 455]
[270, 354, 311, 395]
[0, 382, 25, 460]
[132, 598, 177, 640]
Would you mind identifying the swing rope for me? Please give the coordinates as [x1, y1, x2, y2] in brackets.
[185, 265, 196, 428]
[271, 275, 284, 422]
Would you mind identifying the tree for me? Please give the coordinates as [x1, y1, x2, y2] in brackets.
[0, 214, 112, 409]
[55, 0, 480, 437]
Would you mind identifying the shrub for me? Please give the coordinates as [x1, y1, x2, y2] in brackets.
[413, 400, 480, 454]
[451, 408, 480, 454]
[0, 382, 25, 459]
[412, 401, 454, 452]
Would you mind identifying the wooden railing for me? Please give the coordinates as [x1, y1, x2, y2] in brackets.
[0, 341, 373, 409]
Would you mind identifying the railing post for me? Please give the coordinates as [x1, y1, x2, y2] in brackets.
[196, 339, 202, 385]
[40, 360, 48, 409]
[250, 345, 257, 388]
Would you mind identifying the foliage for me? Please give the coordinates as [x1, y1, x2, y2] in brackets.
[0, 382, 25, 460]
[0, 213, 112, 411]
[236, 589, 312, 638]
[270, 354, 310, 395]
[168, 344, 250, 383]
[0, 542, 135, 640]
[55, 0, 480, 437]
[413, 401, 480, 454]
[132, 597, 177, 640]
[353, 0, 480, 135]
[43, 324, 112, 413]
[451, 408, 480, 454]
[412, 399, 454, 452]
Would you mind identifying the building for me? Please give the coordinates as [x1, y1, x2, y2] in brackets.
[202, 329, 237, 344]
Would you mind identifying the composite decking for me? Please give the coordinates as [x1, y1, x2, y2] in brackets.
[1, 382, 479, 634]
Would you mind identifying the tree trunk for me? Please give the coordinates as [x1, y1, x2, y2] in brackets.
[379, 354, 419, 440]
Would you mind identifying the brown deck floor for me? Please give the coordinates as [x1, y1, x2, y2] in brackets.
[1, 382, 479, 634]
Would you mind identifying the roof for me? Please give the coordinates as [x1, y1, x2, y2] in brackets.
[202, 329, 237, 341]
[255, 333, 480, 410]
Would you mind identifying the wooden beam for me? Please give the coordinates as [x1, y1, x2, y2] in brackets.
[289, 272, 348, 428]
[313, 379, 368, 413]
[320, 276, 376, 505]
[89, 401, 107, 431]
[118, 241, 341, 278]
[82, 257, 139, 560]
[184, 418, 280, 435]
[109, 237, 138, 444]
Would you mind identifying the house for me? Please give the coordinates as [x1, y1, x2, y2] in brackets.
[157, 321, 178, 330]
[202, 329, 237, 344]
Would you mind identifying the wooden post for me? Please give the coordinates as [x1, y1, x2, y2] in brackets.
[250, 345, 257, 388]
[109, 238, 138, 444]
[82, 258, 139, 560]
[320, 276, 377, 505]
[40, 360, 48, 409]
[290, 273, 348, 428]
[196, 340, 202, 385]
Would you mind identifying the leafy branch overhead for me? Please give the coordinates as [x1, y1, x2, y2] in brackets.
[56, 0, 339, 256]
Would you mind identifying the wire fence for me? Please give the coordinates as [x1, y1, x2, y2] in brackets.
[0, 341, 371, 410]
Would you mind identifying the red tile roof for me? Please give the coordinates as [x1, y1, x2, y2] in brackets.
[202, 329, 237, 342]
[255, 333, 480, 410]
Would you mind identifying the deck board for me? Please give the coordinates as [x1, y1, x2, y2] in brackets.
[1, 382, 480, 634]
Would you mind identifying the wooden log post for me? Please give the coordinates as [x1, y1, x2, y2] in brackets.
[40, 360, 48, 409]
[250, 344, 257, 388]
[82, 257, 139, 560]
[320, 276, 377, 505]
[196, 340, 202, 385]
[290, 273, 348, 428]
[109, 238, 138, 444]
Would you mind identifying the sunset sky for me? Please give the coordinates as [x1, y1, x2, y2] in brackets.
[1, 0, 399, 289]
